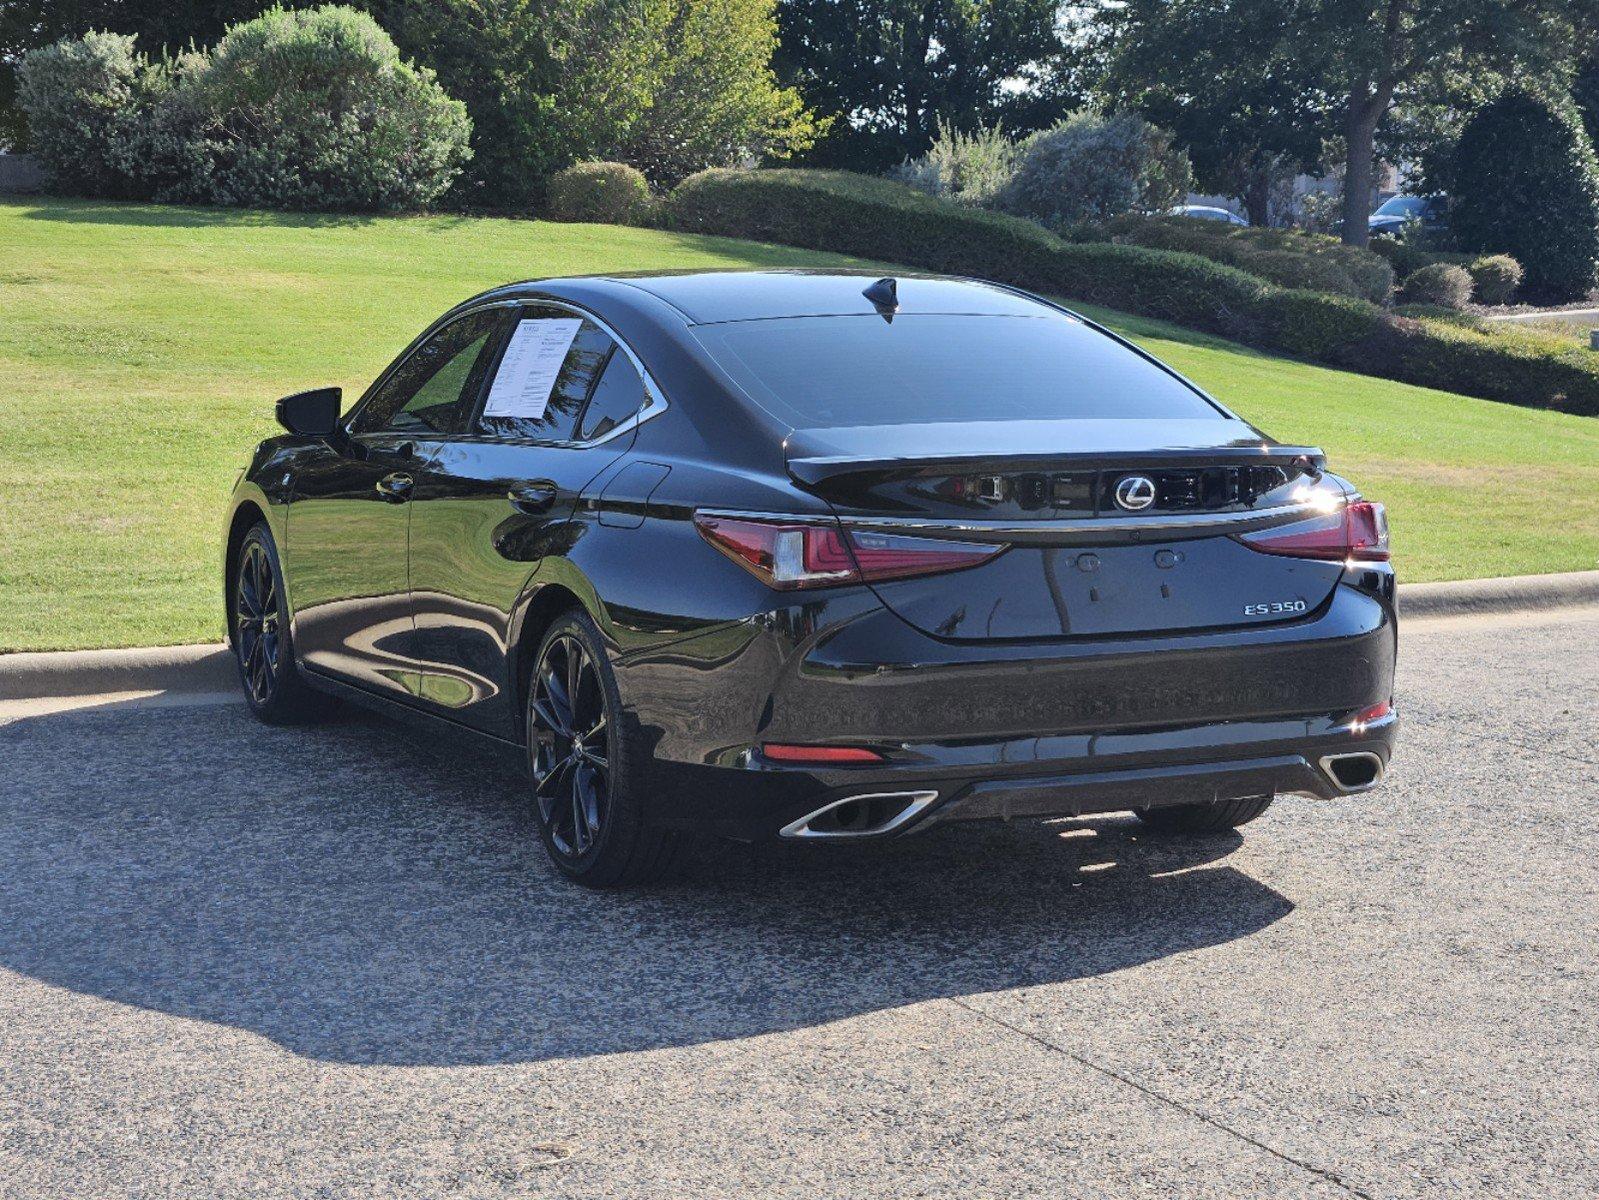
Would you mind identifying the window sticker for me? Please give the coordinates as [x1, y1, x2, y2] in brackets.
[482, 318, 583, 420]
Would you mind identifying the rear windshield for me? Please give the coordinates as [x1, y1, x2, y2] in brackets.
[691, 314, 1221, 428]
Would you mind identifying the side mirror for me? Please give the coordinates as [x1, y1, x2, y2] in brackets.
[276, 387, 343, 437]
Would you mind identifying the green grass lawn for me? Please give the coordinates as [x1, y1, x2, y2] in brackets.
[3, 196, 1597, 651]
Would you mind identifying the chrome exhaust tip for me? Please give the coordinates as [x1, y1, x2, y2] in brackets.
[1319, 751, 1384, 794]
[779, 791, 939, 839]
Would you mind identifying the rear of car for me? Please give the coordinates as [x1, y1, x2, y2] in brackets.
[616, 275, 1398, 840]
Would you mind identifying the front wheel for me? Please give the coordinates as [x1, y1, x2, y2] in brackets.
[1133, 795, 1274, 833]
[526, 611, 677, 887]
[232, 522, 335, 724]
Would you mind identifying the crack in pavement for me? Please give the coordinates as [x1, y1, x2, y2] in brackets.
[945, 996, 1379, 1200]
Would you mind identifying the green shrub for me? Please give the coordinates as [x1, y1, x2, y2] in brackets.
[1250, 289, 1383, 360]
[890, 118, 1017, 206]
[1467, 254, 1523, 305]
[1107, 216, 1393, 304]
[1367, 234, 1430, 278]
[18, 9, 470, 212]
[16, 31, 153, 198]
[546, 161, 653, 224]
[164, 6, 471, 211]
[1452, 90, 1599, 302]
[663, 166, 1599, 417]
[993, 112, 1191, 232]
[1398, 262, 1473, 309]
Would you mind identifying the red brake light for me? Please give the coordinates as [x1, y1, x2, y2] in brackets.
[1240, 500, 1390, 562]
[762, 743, 886, 763]
[694, 514, 1004, 590]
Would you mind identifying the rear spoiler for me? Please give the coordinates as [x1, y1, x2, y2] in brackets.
[786, 445, 1327, 490]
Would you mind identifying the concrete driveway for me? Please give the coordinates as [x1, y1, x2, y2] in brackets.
[1, 607, 1595, 1198]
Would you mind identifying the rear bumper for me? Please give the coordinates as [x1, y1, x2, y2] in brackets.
[649, 710, 1397, 840]
[620, 574, 1399, 841]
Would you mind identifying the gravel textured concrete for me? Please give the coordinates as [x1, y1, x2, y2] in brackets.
[0, 610, 1595, 1198]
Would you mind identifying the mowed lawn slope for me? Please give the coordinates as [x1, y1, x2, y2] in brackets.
[2, 196, 1597, 651]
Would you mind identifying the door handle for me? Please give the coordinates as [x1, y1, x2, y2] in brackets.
[508, 481, 559, 515]
[375, 472, 414, 502]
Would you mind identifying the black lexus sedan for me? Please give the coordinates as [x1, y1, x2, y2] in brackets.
[223, 270, 1398, 886]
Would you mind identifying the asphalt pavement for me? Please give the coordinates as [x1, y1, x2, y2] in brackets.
[1, 607, 1595, 1198]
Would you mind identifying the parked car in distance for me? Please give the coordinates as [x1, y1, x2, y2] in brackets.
[1172, 204, 1249, 226]
[1369, 194, 1447, 238]
[224, 271, 1398, 887]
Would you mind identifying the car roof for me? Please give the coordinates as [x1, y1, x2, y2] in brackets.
[582, 270, 1057, 325]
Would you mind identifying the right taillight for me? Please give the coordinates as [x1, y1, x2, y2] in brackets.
[694, 514, 1005, 590]
[1239, 500, 1390, 562]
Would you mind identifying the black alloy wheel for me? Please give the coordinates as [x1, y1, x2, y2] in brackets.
[235, 538, 282, 706]
[530, 632, 612, 858]
[232, 522, 335, 724]
[525, 611, 677, 886]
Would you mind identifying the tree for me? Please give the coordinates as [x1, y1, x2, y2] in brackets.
[1080, 0, 1586, 245]
[613, 0, 820, 185]
[1451, 89, 1599, 301]
[1289, 0, 1584, 246]
[1098, 0, 1325, 226]
[379, 0, 816, 205]
[774, 0, 1070, 173]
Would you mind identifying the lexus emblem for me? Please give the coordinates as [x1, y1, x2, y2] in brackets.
[1114, 475, 1158, 511]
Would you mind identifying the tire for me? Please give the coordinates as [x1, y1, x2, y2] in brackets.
[231, 522, 337, 725]
[526, 609, 678, 887]
[1133, 795, 1274, 833]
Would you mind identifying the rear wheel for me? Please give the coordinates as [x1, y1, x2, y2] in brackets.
[526, 610, 677, 887]
[232, 522, 335, 724]
[1133, 795, 1273, 833]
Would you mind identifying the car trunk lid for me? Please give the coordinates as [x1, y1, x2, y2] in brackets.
[786, 419, 1347, 641]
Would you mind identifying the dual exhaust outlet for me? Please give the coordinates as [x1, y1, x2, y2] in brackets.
[779, 753, 1385, 840]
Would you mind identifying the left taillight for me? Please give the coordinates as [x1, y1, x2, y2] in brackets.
[693, 514, 1005, 590]
[1239, 500, 1390, 563]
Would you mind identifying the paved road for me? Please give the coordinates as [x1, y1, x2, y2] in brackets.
[1, 609, 1596, 1198]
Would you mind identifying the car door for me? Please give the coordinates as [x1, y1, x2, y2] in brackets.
[287, 307, 505, 698]
[405, 303, 652, 738]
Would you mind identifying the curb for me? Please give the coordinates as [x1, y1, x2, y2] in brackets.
[0, 643, 233, 702]
[3, 570, 1597, 701]
[1397, 569, 1599, 620]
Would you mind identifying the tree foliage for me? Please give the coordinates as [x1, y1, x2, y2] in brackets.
[1451, 88, 1599, 301]
[1097, 0, 1324, 226]
[380, 0, 817, 205]
[774, 0, 1070, 173]
[1081, 0, 1588, 245]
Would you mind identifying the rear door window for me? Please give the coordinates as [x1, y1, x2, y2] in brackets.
[476, 310, 613, 442]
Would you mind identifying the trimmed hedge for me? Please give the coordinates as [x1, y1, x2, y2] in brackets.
[662, 168, 1599, 417]
[1332, 317, 1599, 417]
[1103, 215, 1394, 304]
[667, 168, 1270, 340]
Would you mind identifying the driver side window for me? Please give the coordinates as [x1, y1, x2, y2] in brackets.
[353, 308, 505, 436]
